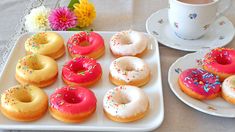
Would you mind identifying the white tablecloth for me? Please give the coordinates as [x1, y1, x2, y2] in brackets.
[0, 0, 235, 131]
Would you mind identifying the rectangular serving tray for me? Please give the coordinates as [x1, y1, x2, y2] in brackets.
[0, 31, 164, 131]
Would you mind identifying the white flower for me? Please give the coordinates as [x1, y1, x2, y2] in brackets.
[25, 6, 51, 32]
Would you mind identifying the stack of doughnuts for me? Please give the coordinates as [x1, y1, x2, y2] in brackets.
[0, 30, 152, 123]
[178, 48, 235, 104]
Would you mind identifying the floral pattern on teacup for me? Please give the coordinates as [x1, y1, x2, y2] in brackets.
[174, 22, 179, 28]
[219, 36, 225, 40]
[152, 31, 159, 36]
[189, 13, 197, 19]
[203, 24, 210, 30]
[158, 19, 164, 24]
[175, 68, 182, 74]
[219, 21, 225, 26]
[207, 106, 217, 111]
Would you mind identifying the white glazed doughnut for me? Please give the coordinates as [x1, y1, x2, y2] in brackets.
[109, 56, 150, 87]
[110, 30, 148, 57]
[222, 75, 235, 104]
[103, 85, 149, 122]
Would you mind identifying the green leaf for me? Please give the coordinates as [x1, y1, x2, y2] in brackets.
[68, 0, 79, 10]
[67, 26, 94, 32]
[85, 28, 94, 32]
[67, 27, 82, 31]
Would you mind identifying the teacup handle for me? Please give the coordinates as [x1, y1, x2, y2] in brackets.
[216, 0, 231, 19]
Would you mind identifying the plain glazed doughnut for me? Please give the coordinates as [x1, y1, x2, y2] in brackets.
[103, 85, 149, 122]
[15, 54, 58, 88]
[0, 84, 48, 122]
[25, 32, 65, 59]
[109, 56, 150, 87]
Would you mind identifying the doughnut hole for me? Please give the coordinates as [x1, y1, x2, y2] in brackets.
[215, 54, 232, 65]
[79, 41, 91, 47]
[113, 91, 130, 105]
[32, 34, 48, 45]
[28, 62, 43, 70]
[120, 35, 132, 45]
[76, 69, 87, 75]
[73, 67, 87, 75]
[118, 61, 136, 72]
[69, 62, 87, 75]
[25, 56, 43, 70]
[125, 65, 135, 72]
[16, 90, 32, 103]
[64, 91, 83, 104]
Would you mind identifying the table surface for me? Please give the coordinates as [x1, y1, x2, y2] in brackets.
[0, 0, 235, 132]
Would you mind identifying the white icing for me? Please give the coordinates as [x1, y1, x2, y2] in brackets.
[109, 56, 150, 83]
[103, 85, 149, 118]
[110, 30, 148, 56]
[222, 75, 235, 98]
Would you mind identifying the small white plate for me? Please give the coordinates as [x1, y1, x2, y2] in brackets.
[146, 8, 235, 52]
[168, 50, 235, 118]
[0, 31, 164, 131]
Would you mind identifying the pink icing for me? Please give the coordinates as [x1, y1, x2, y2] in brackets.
[179, 68, 221, 96]
[50, 86, 97, 114]
[67, 31, 105, 55]
[203, 48, 235, 74]
[62, 57, 102, 83]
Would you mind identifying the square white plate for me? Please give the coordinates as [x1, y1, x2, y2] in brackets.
[0, 31, 164, 131]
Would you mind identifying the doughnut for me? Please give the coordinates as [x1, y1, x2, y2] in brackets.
[109, 56, 150, 87]
[178, 68, 221, 100]
[49, 86, 97, 123]
[25, 32, 65, 59]
[203, 48, 235, 81]
[103, 85, 149, 122]
[222, 75, 235, 104]
[67, 31, 105, 59]
[110, 30, 148, 57]
[15, 54, 58, 88]
[0, 84, 48, 122]
[62, 57, 102, 87]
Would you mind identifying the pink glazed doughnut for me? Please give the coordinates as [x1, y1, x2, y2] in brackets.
[49, 86, 97, 123]
[178, 68, 221, 100]
[67, 31, 105, 59]
[62, 57, 102, 87]
[203, 48, 235, 81]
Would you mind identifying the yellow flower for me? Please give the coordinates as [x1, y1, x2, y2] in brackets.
[73, 0, 96, 27]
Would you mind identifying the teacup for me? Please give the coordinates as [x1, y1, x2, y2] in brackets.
[168, 0, 231, 40]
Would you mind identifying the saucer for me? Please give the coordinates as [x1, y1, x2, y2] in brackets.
[146, 8, 235, 52]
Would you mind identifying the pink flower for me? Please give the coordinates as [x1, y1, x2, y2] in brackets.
[49, 7, 77, 31]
